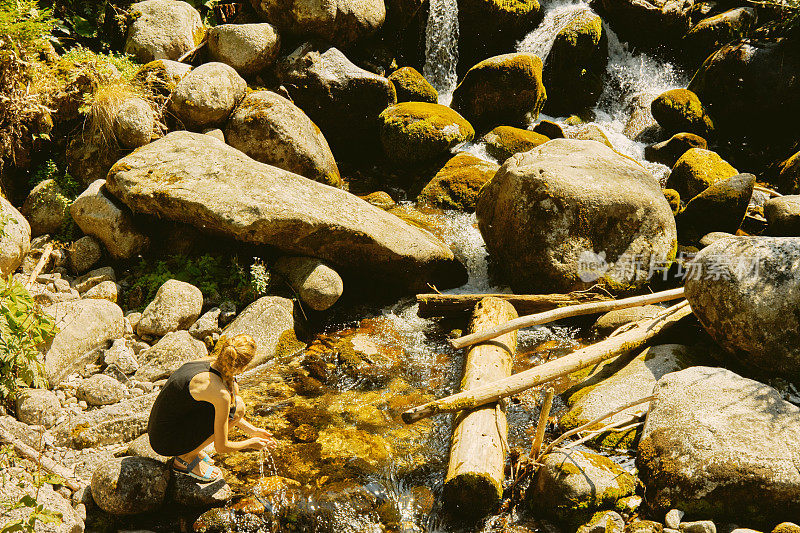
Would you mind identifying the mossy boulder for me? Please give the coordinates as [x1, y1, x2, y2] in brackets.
[417, 153, 499, 212]
[481, 126, 549, 161]
[124, 0, 205, 63]
[637, 367, 800, 522]
[596, 0, 694, 49]
[225, 90, 341, 187]
[388, 66, 438, 103]
[543, 11, 608, 115]
[133, 59, 192, 97]
[675, 172, 755, 243]
[476, 139, 677, 293]
[644, 132, 707, 167]
[378, 102, 475, 163]
[451, 53, 547, 131]
[170, 62, 247, 130]
[666, 148, 738, 201]
[681, 8, 756, 66]
[458, 0, 543, 74]
[651, 89, 714, 138]
[21, 179, 71, 237]
[764, 195, 800, 236]
[561, 344, 699, 449]
[663, 188, 681, 215]
[207, 23, 281, 76]
[528, 449, 636, 526]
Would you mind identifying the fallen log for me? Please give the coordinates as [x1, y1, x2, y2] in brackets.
[402, 300, 692, 424]
[442, 297, 517, 522]
[450, 287, 685, 349]
[416, 291, 611, 318]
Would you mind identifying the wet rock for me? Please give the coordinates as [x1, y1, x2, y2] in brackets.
[250, 0, 384, 47]
[529, 448, 636, 525]
[682, 8, 755, 66]
[207, 23, 280, 75]
[637, 367, 800, 522]
[223, 296, 301, 368]
[570, 123, 614, 148]
[134, 330, 208, 382]
[106, 131, 464, 292]
[15, 388, 62, 428]
[70, 180, 149, 260]
[651, 89, 714, 138]
[83, 280, 119, 302]
[124, 0, 205, 63]
[684, 236, 800, 378]
[476, 138, 676, 293]
[543, 11, 608, 115]
[481, 125, 549, 161]
[169, 475, 233, 507]
[0, 197, 30, 277]
[170, 62, 247, 130]
[137, 279, 203, 337]
[91, 456, 169, 515]
[104, 339, 139, 375]
[680, 522, 716, 533]
[645, 132, 707, 168]
[417, 152, 499, 212]
[0, 479, 84, 533]
[764, 195, 800, 236]
[623, 92, 661, 142]
[55, 392, 157, 448]
[388, 66, 437, 103]
[67, 235, 102, 274]
[665, 509, 684, 529]
[458, 0, 543, 72]
[561, 344, 698, 448]
[451, 53, 546, 130]
[378, 102, 474, 163]
[114, 96, 156, 149]
[666, 148, 738, 202]
[675, 172, 755, 243]
[276, 42, 396, 158]
[273, 256, 343, 311]
[597, 0, 693, 48]
[591, 305, 663, 337]
[43, 299, 125, 386]
[21, 179, 70, 237]
[688, 39, 800, 142]
[190, 308, 221, 340]
[224, 90, 341, 187]
[534, 119, 565, 139]
[579, 510, 625, 533]
[363, 191, 396, 209]
[77, 374, 126, 406]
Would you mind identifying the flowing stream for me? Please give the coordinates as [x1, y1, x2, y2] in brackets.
[423, 0, 460, 105]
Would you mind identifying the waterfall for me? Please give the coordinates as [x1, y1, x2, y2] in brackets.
[516, 1, 592, 61]
[423, 0, 459, 105]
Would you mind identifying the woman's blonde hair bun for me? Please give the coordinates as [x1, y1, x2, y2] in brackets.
[212, 334, 257, 376]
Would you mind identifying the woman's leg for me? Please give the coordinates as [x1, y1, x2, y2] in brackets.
[176, 435, 221, 477]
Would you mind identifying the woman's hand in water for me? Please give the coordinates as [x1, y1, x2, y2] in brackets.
[246, 437, 271, 450]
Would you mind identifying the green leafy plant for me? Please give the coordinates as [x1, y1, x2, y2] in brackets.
[0, 0, 58, 56]
[29, 159, 81, 199]
[0, 444, 64, 533]
[0, 277, 58, 405]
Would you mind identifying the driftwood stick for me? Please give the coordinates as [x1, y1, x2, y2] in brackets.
[402, 301, 690, 424]
[25, 243, 53, 290]
[442, 297, 518, 520]
[753, 185, 782, 197]
[177, 38, 206, 63]
[0, 426, 81, 491]
[416, 291, 612, 318]
[530, 387, 554, 459]
[562, 419, 644, 450]
[450, 287, 685, 349]
[539, 395, 655, 457]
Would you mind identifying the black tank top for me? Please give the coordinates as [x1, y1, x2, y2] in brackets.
[147, 360, 234, 456]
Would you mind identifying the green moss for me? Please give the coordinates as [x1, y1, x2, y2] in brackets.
[388, 67, 438, 104]
[379, 102, 475, 163]
[417, 152, 499, 211]
[663, 188, 681, 214]
[651, 89, 715, 138]
[666, 147, 738, 201]
[482, 126, 549, 160]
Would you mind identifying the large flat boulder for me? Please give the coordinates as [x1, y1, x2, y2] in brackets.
[43, 299, 125, 386]
[54, 392, 157, 449]
[684, 236, 800, 379]
[637, 366, 800, 522]
[106, 131, 464, 292]
[476, 138, 676, 293]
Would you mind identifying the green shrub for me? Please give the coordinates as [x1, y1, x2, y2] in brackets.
[0, 0, 58, 56]
[0, 445, 64, 533]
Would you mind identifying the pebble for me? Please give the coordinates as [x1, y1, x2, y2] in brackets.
[666, 509, 685, 529]
[78, 400, 88, 410]
[680, 521, 716, 533]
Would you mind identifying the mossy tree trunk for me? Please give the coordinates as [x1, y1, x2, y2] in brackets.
[441, 296, 518, 522]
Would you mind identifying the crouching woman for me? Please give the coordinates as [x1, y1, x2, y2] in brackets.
[147, 334, 272, 482]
